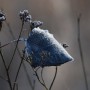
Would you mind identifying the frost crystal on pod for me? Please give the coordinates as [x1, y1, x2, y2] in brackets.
[26, 27, 74, 68]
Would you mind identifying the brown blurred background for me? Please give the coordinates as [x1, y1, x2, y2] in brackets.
[0, 0, 90, 90]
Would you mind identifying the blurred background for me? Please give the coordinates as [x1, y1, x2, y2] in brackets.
[0, 0, 90, 90]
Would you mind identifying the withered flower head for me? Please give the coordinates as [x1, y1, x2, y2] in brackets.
[19, 10, 32, 22]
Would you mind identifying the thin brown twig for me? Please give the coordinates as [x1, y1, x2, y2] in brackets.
[25, 56, 58, 90]
[5, 21, 21, 58]
[0, 42, 13, 48]
[77, 14, 89, 90]
[34, 70, 48, 90]
[12, 50, 25, 90]
[0, 43, 12, 90]
[0, 39, 23, 49]
[5, 21, 34, 90]
[7, 21, 36, 90]
[26, 60, 48, 90]
[13, 82, 18, 90]
[49, 66, 58, 90]
[35, 67, 40, 72]
[8, 21, 24, 70]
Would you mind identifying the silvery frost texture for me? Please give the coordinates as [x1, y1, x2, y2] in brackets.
[26, 27, 74, 68]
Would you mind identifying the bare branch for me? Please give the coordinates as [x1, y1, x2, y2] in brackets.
[41, 68, 46, 86]
[49, 66, 58, 90]
[0, 42, 12, 90]
[34, 70, 48, 90]
[12, 50, 25, 90]
[8, 21, 24, 70]
[26, 59, 48, 90]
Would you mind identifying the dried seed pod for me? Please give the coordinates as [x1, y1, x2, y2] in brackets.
[31, 21, 43, 29]
[0, 11, 6, 31]
[26, 27, 74, 68]
[19, 10, 32, 22]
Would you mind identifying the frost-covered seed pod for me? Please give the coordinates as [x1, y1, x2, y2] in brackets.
[26, 27, 74, 68]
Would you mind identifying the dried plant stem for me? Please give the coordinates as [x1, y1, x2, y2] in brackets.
[5, 20, 34, 90]
[77, 14, 89, 90]
[13, 50, 25, 90]
[0, 47, 12, 90]
[26, 59, 48, 90]
[5, 21, 34, 90]
[8, 21, 24, 70]
[0, 42, 13, 48]
[34, 70, 48, 90]
[5, 21, 21, 57]
[0, 39, 23, 49]
[26, 59, 58, 90]
[49, 66, 58, 90]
